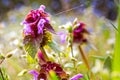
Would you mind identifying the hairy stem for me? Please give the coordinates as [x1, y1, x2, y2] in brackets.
[78, 45, 94, 80]
[78, 45, 90, 70]
[39, 45, 49, 61]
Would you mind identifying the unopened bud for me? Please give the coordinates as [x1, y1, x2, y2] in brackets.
[0, 53, 5, 59]
[6, 53, 13, 58]
[71, 57, 77, 62]
[17, 69, 28, 76]
[73, 18, 78, 25]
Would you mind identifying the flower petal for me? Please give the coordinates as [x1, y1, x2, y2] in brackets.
[39, 5, 46, 11]
[44, 23, 55, 34]
[29, 70, 39, 80]
[70, 74, 83, 80]
[37, 19, 46, 34]
[57, 32, 66, 44]
[23, 25, 34, 36]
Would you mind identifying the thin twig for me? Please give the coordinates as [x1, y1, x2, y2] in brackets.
[55, 5, 82, 16]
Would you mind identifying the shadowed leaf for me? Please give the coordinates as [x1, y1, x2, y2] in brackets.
[23, 35, 39, 58]
[48, 41, 61, 54]
[103, 56, 112, 72]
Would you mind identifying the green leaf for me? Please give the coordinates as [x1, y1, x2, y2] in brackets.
[48, 41, 61, 54]
[23, 35, 40, 58]
[103, 56, 112, 72]
[91, 55, 105, 61]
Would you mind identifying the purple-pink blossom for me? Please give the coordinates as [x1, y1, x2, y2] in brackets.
[70, 74, 83, 80]
[73, 22, 89, 43]
[21, 5, 55, 38]
[29, 70, 39, 80]
[57, 32, 67, 44]
[59, 22, 89, 44]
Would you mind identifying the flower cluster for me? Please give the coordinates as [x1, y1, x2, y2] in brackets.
[38, 61, 67, 80]
[73, 22, 89, 44]
[29, 51, 68, 80]
[22, 5, 85, 80]
[59, 20, 89, 44]
[21, 5, 55, 46]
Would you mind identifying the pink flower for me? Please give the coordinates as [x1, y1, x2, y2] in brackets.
[73, 22, 89, 43]
[59, 22, 89, 44]
[37, 51, 68, 80]
[21, 5, 55, 38]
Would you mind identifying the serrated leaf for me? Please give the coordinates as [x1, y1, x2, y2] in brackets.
[103, 56, 112, 72]
[23, 35, 41, 58]
[48, 41, 61, 54]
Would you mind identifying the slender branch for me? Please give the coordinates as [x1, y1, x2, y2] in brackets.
[39, 45, 49, 61]
[0, 68, 5, 80]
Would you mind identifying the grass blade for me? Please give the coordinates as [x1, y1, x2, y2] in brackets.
[112, 5, 120, 80]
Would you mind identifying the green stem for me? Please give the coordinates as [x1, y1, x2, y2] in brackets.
[70, 44, 76, 71]
[78, 45, 94, 80]
[78, 45, 90, 70]
[70, 43, 74, 57]
[69, 32, 74, 57]
[39, 45, 49, 61]
[0, 68, 5, 80]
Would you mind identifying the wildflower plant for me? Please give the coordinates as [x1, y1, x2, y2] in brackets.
[1, 1, 119, 80]
[21, 5, 55, 60]
[21, 5, 68, 80]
